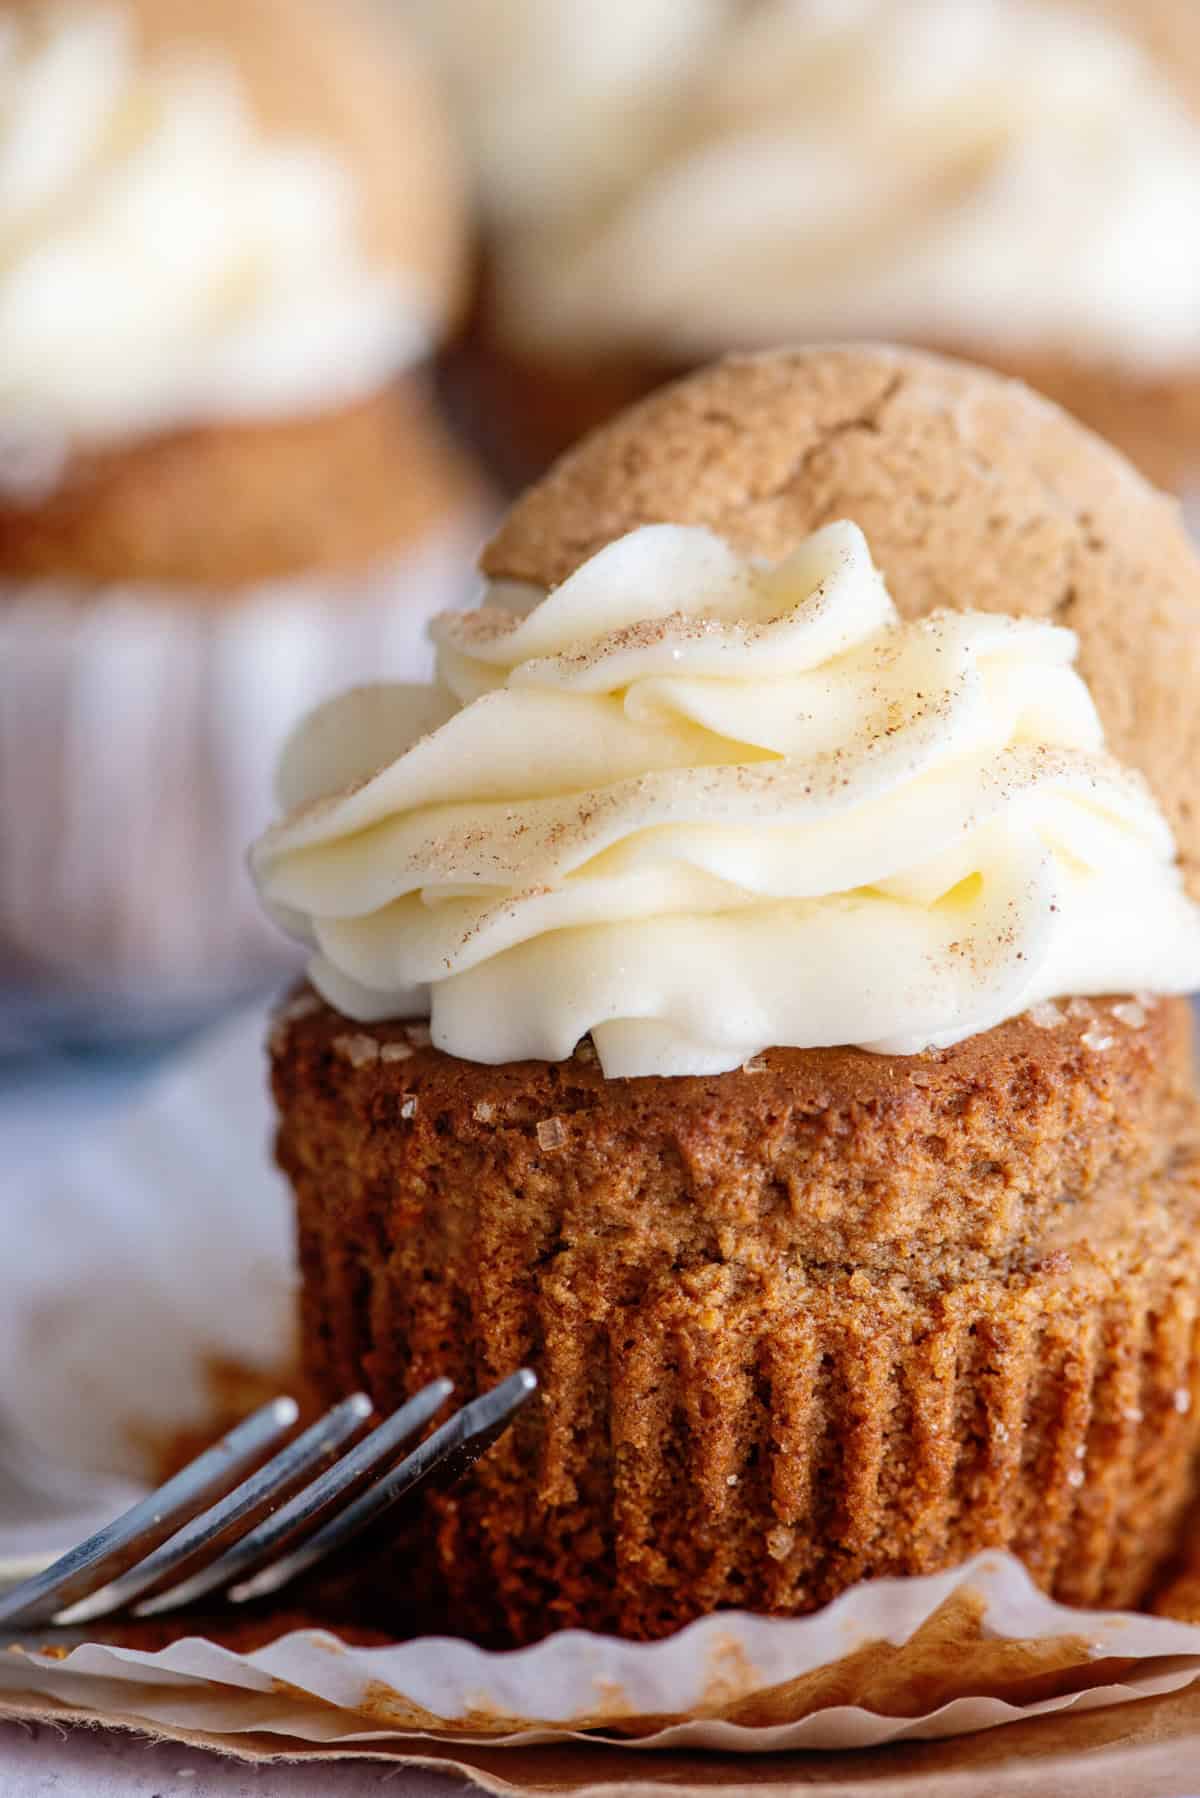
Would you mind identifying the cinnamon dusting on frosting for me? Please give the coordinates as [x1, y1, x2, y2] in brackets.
[252, 519, 1200, 1078]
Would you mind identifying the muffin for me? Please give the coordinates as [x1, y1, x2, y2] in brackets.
[254, 345, 1200, 1644]
[0, 0, 484, 1016]
[408, 0, 1200, 492]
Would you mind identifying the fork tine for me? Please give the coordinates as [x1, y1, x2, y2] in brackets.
[58, 1394, 375, 1626]
[133, 1376, 454, 1618]
[230, 1370, 537, 1605]
[0, 1398, 299, 1630]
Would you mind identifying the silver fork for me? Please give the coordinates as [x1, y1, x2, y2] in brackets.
[0, 1371, 536, 1630]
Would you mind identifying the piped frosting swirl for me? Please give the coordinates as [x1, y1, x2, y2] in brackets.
[253, 520, 1200, 1076]
[0, 3, 426, 458]
[413, 0, 1200, 371]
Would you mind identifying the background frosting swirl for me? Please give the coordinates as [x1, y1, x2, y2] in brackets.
[409, 0, 1200, 369]
[253, 520, 1200, 1077]
[0, 3, 426, 451]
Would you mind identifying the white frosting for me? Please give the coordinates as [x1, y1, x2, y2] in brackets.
[409, 0, 1200, 369]
[0, 4, 429, 453]
[252, 521, 1200, 1078]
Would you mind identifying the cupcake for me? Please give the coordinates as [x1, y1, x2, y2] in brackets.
[0, 0, 483, 1016]
[410, 0, 1200, 492]
[254, 346, 1200, 1645]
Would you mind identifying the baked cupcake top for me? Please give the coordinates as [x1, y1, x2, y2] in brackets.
[411, 0, 1200, 369]
[0, 0, 464, 478]
[253, 347, 1200, 1077]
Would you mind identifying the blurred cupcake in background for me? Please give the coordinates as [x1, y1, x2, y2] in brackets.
[0, 0, 483, 1028]
[408, 0, 1200, 492]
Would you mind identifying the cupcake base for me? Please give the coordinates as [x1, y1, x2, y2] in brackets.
[0, 380, 476, 589]
[444, 270, 1200, 494]
[273, 993, 1200, 1645]
[0, 377, 493, 1008]
[439, 317, 665, 494]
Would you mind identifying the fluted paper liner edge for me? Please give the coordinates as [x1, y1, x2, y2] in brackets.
[5, 1553, 1200, 1755]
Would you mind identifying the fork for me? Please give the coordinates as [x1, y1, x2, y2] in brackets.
[0, 1370, 536, 1630]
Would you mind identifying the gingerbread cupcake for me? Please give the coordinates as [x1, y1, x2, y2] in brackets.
[410, 0, 1200, 492]
[254, 346, 1200, 1644]
[0, 0, 483, 1021]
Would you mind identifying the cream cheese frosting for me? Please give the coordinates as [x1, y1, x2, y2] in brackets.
[252, 520, 1200, 1077]
[0, 3, 428, 456]
[409, 0, 1200, 369]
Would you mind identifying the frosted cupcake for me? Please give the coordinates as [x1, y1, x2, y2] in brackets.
[256, 347, 1200, 1644]
[0, 0, 482, 1019]
[411, 0, 1200, 491]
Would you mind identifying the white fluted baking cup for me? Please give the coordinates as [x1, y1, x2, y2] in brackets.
[5, 1006, 1200, 1756]
[0, 508, 490, 1014]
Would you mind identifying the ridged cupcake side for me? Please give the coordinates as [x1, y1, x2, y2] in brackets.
[274, 993, 1200, 1643]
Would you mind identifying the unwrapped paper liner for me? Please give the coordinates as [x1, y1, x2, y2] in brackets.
[0, 508, 489, 1009]
[6, 1006, 1200, 1763]
[4, 1556, 1200, 1754]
